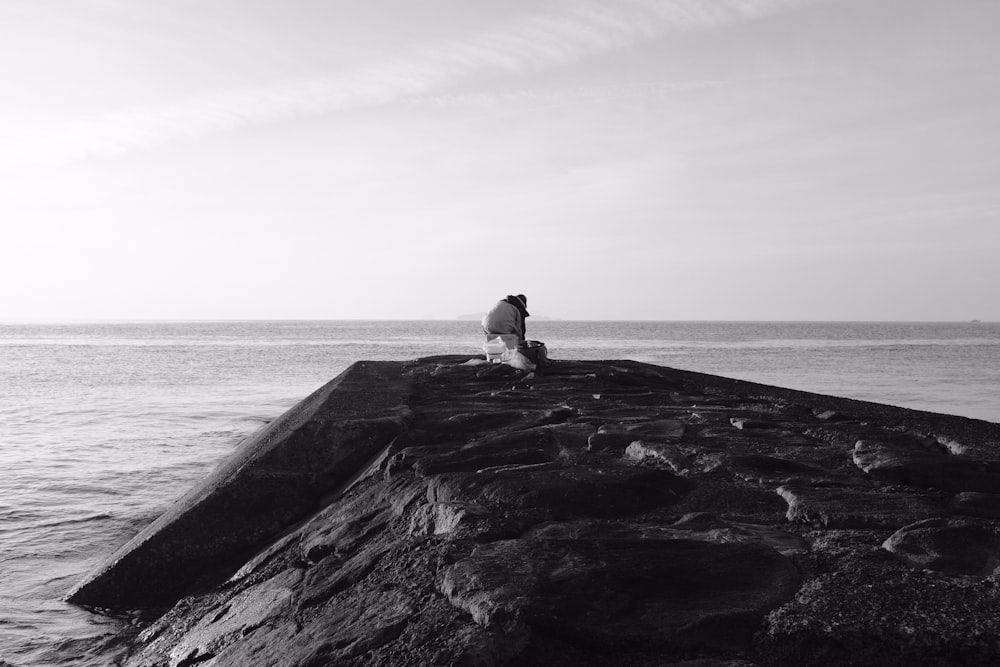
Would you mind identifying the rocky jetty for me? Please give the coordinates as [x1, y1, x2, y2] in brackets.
[69, 356, 1000, 666]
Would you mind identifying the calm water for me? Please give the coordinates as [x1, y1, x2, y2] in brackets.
[1, 320, 998, 665]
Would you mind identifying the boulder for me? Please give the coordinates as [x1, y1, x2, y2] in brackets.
[624, 441, 692, 473]
[776, 484, 942, 529]
[853, 438, 1000, 492]
[882, 517, 1000, 577]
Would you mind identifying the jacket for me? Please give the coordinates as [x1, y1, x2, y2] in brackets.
[481, 295, 530, 340]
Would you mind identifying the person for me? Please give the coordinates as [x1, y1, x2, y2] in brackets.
[481, 294, 529, 343]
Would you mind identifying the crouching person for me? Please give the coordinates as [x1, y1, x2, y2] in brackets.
[481, 294, 529, 345]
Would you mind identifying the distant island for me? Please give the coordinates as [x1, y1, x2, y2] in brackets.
[455, 312, 560, 321]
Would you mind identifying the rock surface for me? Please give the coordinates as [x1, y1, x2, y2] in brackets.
[70, 356, 1000, 666]
[67, 361, 412, 609]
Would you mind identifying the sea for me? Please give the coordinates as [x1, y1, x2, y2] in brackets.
[1, 320, 998, 666]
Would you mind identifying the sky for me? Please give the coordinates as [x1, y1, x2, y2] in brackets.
[1, 0, 997, 321]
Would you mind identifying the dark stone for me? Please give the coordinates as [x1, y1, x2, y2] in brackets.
[587, 419, 686, 452]
[697, 425, 818, 449]
[523, 515, 809, 557]
[220, 589, 415, 666]
[757, 567, 1000, 666]
[882, 518, 1000, 577]
[419, 406, 571, 438]
[624, 441, 692, 473]
[853, 438, 1000, 492]
[812, 409, 841, 421]
[587, 431, 637, 451]
[427, 466, 695, 520]
[295, 474, 425, 564]
[729, 454, 842, 485]
[949, 491, 1000, 520]
[730, 417, 779, 430]
[440, 537, 800, 653]
[298, 541, 398, 610]
[412, 445, 556, 477]
[777, 484, 942, 528]
[408, 501, 499, 539]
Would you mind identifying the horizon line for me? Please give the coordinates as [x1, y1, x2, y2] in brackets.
[1, 318, 994, 325]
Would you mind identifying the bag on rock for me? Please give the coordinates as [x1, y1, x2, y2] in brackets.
[516, 340, 549, 367]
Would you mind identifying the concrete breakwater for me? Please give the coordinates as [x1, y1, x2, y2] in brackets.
[69, 356, 1000, 666]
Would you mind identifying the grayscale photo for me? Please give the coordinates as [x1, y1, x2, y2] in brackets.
[1, 1, 998, 665]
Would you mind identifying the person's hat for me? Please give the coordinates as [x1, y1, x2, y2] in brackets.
[516, 294, 527, 306]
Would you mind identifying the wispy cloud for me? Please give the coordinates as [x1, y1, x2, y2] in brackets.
[403, 81, 730, 111]
[5, 0, 829, 168]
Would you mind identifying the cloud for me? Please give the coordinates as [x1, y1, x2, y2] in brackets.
[5, 0, 829, 168]
[403, 80, 730, 110]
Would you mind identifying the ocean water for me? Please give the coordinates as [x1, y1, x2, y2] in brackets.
[1, 320, 998, 666]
